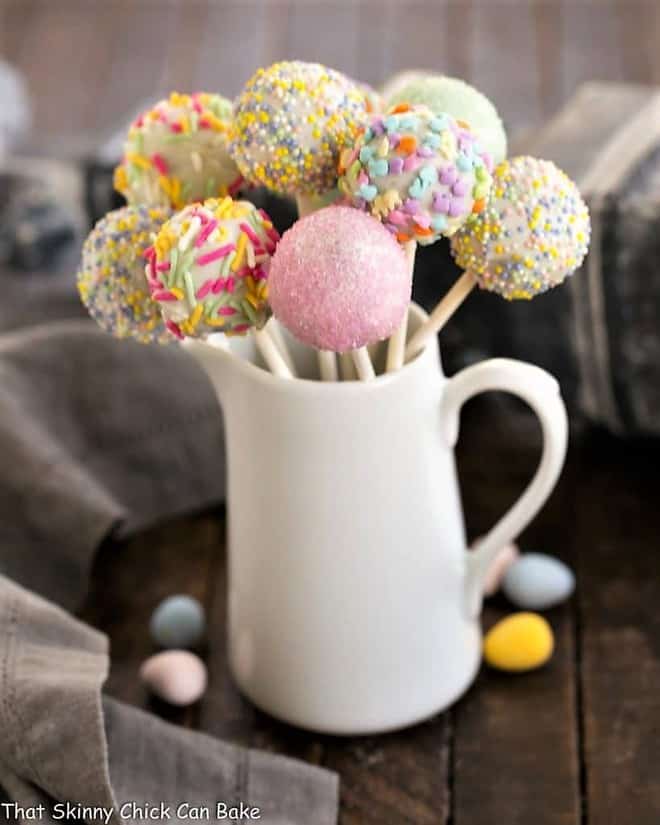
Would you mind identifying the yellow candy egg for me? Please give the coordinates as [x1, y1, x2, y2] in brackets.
[483, 612, 554, 672]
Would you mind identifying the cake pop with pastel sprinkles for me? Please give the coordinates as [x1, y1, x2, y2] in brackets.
[146, 197, 279, 340]
[386, 73, 507, 164]
[230, 61, 369, 196]
[450, 156, 590, 299]
[405, 156, 590, 359]
[338, 103, 493, 246]
[77, 205, 172, 344]
[268, 206, 411, 379]
[114, 92, 243, 210]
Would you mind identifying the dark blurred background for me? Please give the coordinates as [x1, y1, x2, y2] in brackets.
[1, 0, 659, 433]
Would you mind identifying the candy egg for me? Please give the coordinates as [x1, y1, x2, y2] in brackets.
[150, 595, 206, 649]
[451, 156, 590, 299]
[231, 61, 369, 196]
[140, 651, 208, 706]
[77, 205, 173, 344]
[502, 553, 575, 610]
[146, 197, 279, 340]
[386, 73, 507, 163]
[268, 206, 411, 352]
[114, 92, 242, 210]
[483, 612, 554, 672]
[339, 103, 493, 246]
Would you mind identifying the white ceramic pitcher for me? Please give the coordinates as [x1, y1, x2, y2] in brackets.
[184, 304, 567, 735]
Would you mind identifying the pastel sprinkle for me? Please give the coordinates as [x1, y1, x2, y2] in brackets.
[196, 244, 235, 266]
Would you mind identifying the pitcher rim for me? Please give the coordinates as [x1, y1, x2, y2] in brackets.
[183, 302, 441, 393]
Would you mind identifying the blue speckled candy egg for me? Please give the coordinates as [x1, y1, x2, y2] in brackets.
[502, 553, 575, 610]
[150, 595, 206, 648]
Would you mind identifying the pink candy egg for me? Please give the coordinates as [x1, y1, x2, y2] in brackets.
[268, 206, 411, 352]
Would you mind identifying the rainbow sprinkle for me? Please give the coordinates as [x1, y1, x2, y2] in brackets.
[147, 198, 279, 339]
[77, 206, 173, 344]
[114, 92, 244, 210]
[450, 156, 591, 299]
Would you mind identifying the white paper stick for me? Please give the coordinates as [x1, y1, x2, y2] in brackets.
[265, 318, 296, 376]
[405, 271, 475, 362]
[339, 351, 357, 381]
[318, 350, 338, 381]
[253, 327, 294, 379]
[352, 346, 376, 381]
[386, 240, 417, 373]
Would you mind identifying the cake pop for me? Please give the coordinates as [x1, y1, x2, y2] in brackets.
[114, 92, 243, 210]
[386, 74, 507, 164]
[268, 206, 411, 380]
[405, 156, 591, 359]
[339, 103, 492, 245]
[230, 61, 369, 198]
[339, 102, 493, 371]
[77, 205, 172, 344]
[146, 197, 292, 377]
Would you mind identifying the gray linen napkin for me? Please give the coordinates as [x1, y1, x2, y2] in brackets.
[0, 320, 338, 824]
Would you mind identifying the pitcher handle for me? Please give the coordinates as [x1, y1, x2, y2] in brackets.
[441, 358, 568, 618]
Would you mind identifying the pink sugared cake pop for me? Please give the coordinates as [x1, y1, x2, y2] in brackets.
[268, 206, 410, 378]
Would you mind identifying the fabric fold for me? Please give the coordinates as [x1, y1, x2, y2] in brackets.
[0, 321, 226, 610]
[0, 320, 339, 825]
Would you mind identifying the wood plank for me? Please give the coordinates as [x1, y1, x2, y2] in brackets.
[379, 0, 450, 81]
[96, 0, 179, 131]
[451, 398, 581, 825]
[533, 0, 563, 119]
[355, 1, 393, 88]
[0, 0, 36, 65]
[577, 434, 660, 824]
[323, 719, 450, 825]
[559, 0, 625, 103]
[9, 0, 113, 142]
[193, 0, 267, 97]
[470, 0, 542, 137]
[161, 0, 211, 94]
[286, 1, 359, 80]
[196, 527, 258, 746]
[79, 511, 222, 728]
[617, 0, 660, 86]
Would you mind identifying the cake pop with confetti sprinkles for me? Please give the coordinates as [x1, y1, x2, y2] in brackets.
[405, 156, 590, 360]
[77, 205, 173, 344]
[114, 92, 243, 210]
[338, 103, 493, 246]
[230, 61, 369, 196]
[450, 156, 590, 299]
[386, 73, 507, 164]
[146, 197, 279, 340]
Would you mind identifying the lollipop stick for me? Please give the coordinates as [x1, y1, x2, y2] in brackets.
[265, 317, 297, 376]
[352, 347, 375, 381]
[296, 193, 339, 383]
[253, 327, 294, 379]
[318, 350, 338, 381]
[339, 351, 357, 381]
[405, 271, 476, 361]
[386, 240, 416, 373]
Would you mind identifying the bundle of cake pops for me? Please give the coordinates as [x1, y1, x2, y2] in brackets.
[78, 62, 591, 383]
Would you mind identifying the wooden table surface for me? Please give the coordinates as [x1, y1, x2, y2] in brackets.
[79, 395, 660, 825]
